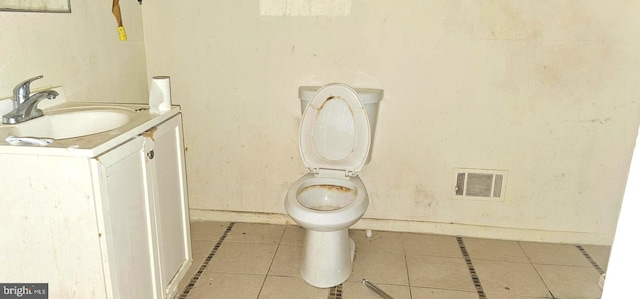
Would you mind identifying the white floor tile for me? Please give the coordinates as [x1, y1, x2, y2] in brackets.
[406, 255, 476, 291]
[473, 259, 552, 298]
[464, 237, 530, 263]
[224, 222, 285, 244]
[208, 242, 278, 275]
[348, 250, 409, 285]
[343, 281, 411, 299]
[404, 233, 462, 258]
[187, 272, 264, 299]
[534, 264, 603, 299]
[411, 287, 479, 299]
[280, 225, 305, 245]
[350, 229, 404, 253]
[269, 244, 303, 277]
[258, 276, 327, 299]
[190, 221, 229, 241]
[520, 242, 592, 267]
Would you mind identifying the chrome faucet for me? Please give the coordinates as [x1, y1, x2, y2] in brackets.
[2, 76, 58, 124]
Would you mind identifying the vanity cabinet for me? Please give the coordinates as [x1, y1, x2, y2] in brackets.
[0, 112, 191, 299]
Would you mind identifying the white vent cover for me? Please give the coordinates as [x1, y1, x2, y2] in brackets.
[453, 168, 507, 201]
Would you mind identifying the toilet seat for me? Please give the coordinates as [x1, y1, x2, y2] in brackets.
[299, 83, 371, 177]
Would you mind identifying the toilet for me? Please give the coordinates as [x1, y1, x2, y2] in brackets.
[284, 83, 383, 288]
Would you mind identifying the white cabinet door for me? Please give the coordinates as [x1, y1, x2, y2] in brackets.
[91, 114, 191, 299]
[145, 114, 192, 298]
[92, 136, 160, 299]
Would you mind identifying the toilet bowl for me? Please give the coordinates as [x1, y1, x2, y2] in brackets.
[284, 83, 383, 288]
[286, 173, 368, 232]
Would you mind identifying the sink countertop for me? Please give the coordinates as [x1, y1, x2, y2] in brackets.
[0, 88, 181, 158]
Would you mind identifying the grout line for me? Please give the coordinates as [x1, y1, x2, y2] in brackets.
[402, 233, 413, 299]
[328, 283, 343, 299]
[404, 256, 413, 298]
[456, 237, 487, 299]
[576, 245, 605, 275]
[177, 222, 235, 299]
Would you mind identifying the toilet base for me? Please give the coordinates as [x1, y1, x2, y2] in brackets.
[299, 229, 355, 288]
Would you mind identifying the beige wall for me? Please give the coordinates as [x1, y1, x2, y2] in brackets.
[0, 1, 147, 102]
[5, 0, 635, 246]
[142, 0, 640, 244]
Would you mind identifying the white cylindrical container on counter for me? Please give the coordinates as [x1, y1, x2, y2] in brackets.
[149, 76, 172, 113]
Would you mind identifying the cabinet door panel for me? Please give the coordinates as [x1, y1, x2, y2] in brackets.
[96, 137, 159, 299]
[150, 114, 192, 295]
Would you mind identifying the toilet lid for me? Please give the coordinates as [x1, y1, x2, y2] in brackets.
[299, 83, 371, 176]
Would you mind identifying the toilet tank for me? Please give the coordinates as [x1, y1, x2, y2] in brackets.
[298, 85, 383, 163]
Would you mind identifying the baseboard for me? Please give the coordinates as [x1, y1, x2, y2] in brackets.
[189, 208, 614, 246]
[190, 209, 294, 225]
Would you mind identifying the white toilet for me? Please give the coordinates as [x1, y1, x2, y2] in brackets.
[284, 83, 383, 288]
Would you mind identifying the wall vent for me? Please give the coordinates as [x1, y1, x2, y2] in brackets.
[453, 168, 507, 201]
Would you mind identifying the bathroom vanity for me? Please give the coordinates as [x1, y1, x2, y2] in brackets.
[0, 90, 191, 299]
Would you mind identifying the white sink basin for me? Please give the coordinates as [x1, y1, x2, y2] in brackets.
[14, 109, 132, 139]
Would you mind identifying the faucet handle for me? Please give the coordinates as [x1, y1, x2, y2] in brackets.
[13, 75, 43, 106]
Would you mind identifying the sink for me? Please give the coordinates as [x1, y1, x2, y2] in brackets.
[0, 88, 174, 155]
[13, 109, 132, 139]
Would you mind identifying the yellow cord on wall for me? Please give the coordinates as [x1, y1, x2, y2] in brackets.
[112, 0, 127, 41]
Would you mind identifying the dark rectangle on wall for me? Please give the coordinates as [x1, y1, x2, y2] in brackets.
[466, 173, 493, 197]
[0, 283, 48, 299]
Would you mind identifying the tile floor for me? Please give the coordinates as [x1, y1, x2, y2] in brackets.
[176, 221, 609, 299]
